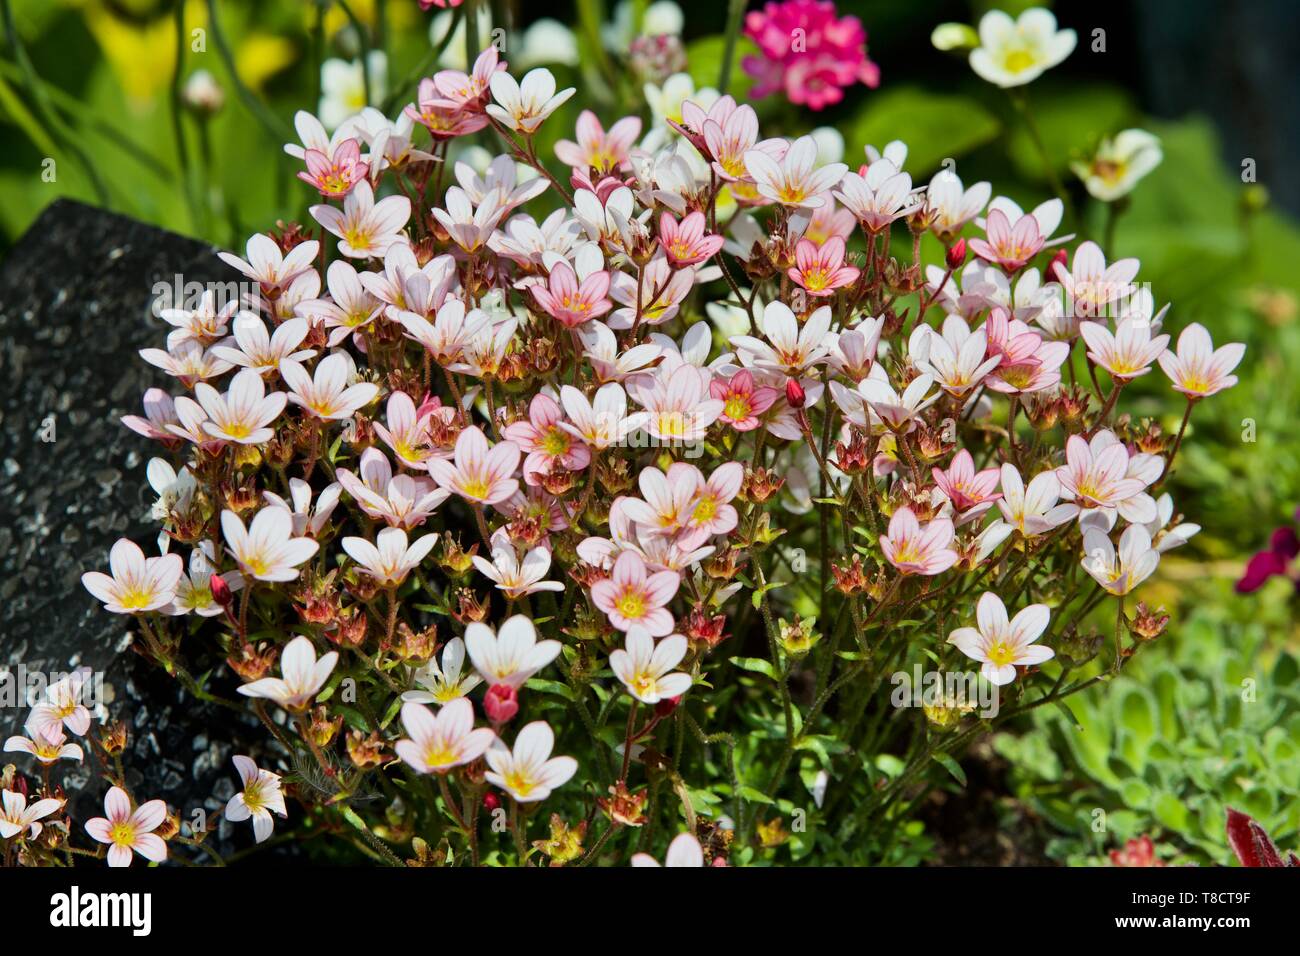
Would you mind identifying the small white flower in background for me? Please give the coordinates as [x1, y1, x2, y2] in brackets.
[809, 126, 845, 165]
[281, 352, 380, 421]
[238, 635, 339, 711]
[484, 720, 578, 802]
[395, 698, 495, 775]
[263, 478, 342, 538]
[487, 68, 576, 134]
[181, 69, 224, 114]
[516, 18, 580, 69]
[319, 51, 387, 131]
[472, 532, 564, 599]
[465, 614, 562, 688]
[1071, 129, 1163, 202]
[342, 526, 439, 588]
[970, 8, 1076, 88]
[427, 5, 494, 72]
[947, 591, 1053, 686]
[864, 139, 908, 171]
[610, 627, 693, 704]
[631, 832, 705, 867]
[1157, 322, 1246, 399]
[221, 506, 320, 582]
[403, 637, 483, 705]
[606, 0, 684, 51]
[225, 756, 287, 844]
[84, 787, 168, 868]
[1081, 524, 1160, 596]
[81, 538, 183, 614]
[0, 789, 64, 841]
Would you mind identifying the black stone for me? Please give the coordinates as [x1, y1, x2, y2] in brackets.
[0, 199, 280, 858]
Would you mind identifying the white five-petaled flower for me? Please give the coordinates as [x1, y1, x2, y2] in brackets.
[262, 478, 342, 538]
[225, 755, 287, 844]
[395, 698, 495, 775]
[342, 526, 438, 588]
[969, 8, 1076, 88]
[1071, 129, 1163, 202]
[311, 180, 411, 259]
[168, 542, 243, 617]
[0, 789, 63, 841]
[84, 786, 168, 868]
[834, 159, 922, 232]
[403, 637, 483, 705]
[464, 614, 562, 688]
[731, 301, 833, 375]
[912, 317, 1000, 397]
[879, 506, 959, 576]
[1081, 524, 1160, 595]
[221, 506, 320, 582]
[81, 538, 183, 614]
[859, 370, 940, 433]
[1055, 430, 1162, 524]
[610, 627, 692, 704]
[237, 635, 339, 710]
[218, 233, 320, 296]
[472, 533, 564, 599]
[486, 68, 575, 133]
[1079, 318, 1169, 381]
[947, 591, 1054, 686]
[211, 313, 316, 373]
[484, 720, 578, 802]
[1157, 322, 1245, 399]
[631, 832, 706, 867]
[192, 367, 287, 444]
[995, 463, 1078, 536]
[558, 382, 648, 450]
[26, 667, 94, 740]
[281, 353, 380, 420]
[4, 722, 84, 765]
[744, 135, 848, 209]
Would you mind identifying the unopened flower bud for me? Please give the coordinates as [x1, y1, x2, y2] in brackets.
[484, 683, 519, 725]
[1049, 248, 1069, 282]
[785, 377, 806, 409]
[945, 238, 967, 271]
[654, 696, 681, 719]
[209, 573, 233, 608]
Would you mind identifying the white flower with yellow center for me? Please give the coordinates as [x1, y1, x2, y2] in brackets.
[610, 627, 693, 704]
[484, 720, 578, 802]
[969, 8, 1076, 88]
[225, 755, 287, 843]
[947, 591, 1053, 686]
[81, 538, 183, 614]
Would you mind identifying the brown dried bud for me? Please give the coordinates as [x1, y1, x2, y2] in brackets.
[598, 781, 648, 827]
[346, 730, 388, 769]
[1127, 602, 1170, 641]
[454, 588, 489, 624]
[309, 705, 343, 748]
[333, 606, 368, 648]
[684, 606, 728, 650]
[227, 642, 277, 682]
[831, 555, 870, 595]
[99, 720, 128, 756]
[742, 466, 786, 503]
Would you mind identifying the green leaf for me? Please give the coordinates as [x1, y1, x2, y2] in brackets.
[931, 752, 967, 787]
[847, 86, 1001, 176]
[730, 656, 778, 680]
[738, 785, 775, 805]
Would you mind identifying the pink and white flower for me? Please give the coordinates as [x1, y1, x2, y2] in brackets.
[403, 637, 483, 705]
[281, 353, 380, 421]
[630, 364, 724, 443]
[81, 538, 183, 614]
[530, 260, 613, 327]
[218, 233, 319, 297]
[591, 550, 680, 635]
[1157, 322, 1246, 399]
[1082, 525, 1160, 595]
[558, 383, 648, 450]
[731, 301, 833, 375]
[486, 67, 575, 134]
[994, 464, 1078, 537]
[211, 313, 316, 373]
[84, 787, 168, 868]
[745, 135, 848, 209]
[395, 698, 495, 775]
[311, 180, 410, 259]
[4, 723, 84, 765]
[484, 721, 578, 802]
[555, 110, 641, 174]
[343, 527, 439, 587]
[503, 392, 591, 485]
[880, 507, 958, 576]
[427, 426, 521, 506]
[834, 159, 921, 232]
[225, 756, 287, 843]
[337, 448, 450, 528]
[26, 667, 94, 740]
[932, 449, 1002, 523]
[969, 198, 1068, 273]
[1056, 431, 1161, 524]
[221, 506, 320, 582]
[710, 369, 780, 431]
[658, 211, 725, 268]
[610, 627, 692, 704]
[788, 236, 860, 296]
[1079, 318, 1169, 381]
[192, 368, 287, 444]
[0, 789, 63, 841]
[472, 533, 564, 598]
[237, 635, 338, 710]
[464, 614, 561, 688]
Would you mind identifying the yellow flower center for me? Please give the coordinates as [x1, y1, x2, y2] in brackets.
[117, 587, 154, 610]
[692, 497, 718, 523]
[616, 591, 646, 619]
[1002, 48, 1038, 74]
[504, 771, 536, 797]
[987, 640, 1017, 666]
[723, 396, 752, 421]
[460, 477, 491, 500]
[540, 428, 570, 457]
[109, 821, 137, 848]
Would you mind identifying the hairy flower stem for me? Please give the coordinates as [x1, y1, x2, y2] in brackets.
[1162, 397, 1196, 478]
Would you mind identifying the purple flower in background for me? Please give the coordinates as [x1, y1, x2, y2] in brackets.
[1236, 508, 1300, 593]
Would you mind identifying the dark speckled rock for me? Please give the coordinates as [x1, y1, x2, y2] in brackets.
[0, 200, 281, 859]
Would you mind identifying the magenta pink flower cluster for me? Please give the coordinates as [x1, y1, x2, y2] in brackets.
[742, 0, 881, 110]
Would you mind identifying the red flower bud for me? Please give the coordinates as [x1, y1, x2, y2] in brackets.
[945, 238, 967, 271]
[1049, 248, 1069, 282]
[654, 696, 681, 719]
[209, 573, 234, 607]
[484, 683, 519, 725]
[482, 792, 501, 812]
[785, 377, 806, 409]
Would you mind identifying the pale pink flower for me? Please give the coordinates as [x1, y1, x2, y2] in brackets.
[455, 154, 549, 216]
[343, 527, 439, 587]
[432, 185, 507, 253]
[731, 301, 833, 375]
[295, 260, 383, 347]
[426, 426, 521, 506]
[610, 627, 692, 704]
[121, 388, 181, 445]
[857, 371, 939, 433]
[969, 197, 1069, 273]
[826, 319, 884, 381]
[995, 464, 1078, 537]
[619, 463, 702, 538]
[579, 322, 663, 384]
[26, 667, 94, 740]
[702, 103, 783, 182]
[788, 236, 860, 297]
[924, 170, 991, 238]
[311, 180, 410, 259]
[225, 756, 287, 844]
[630, 364, 724, 443]
[1157, 322, 1245, 399]
[679, 462, 744, 549]
[158, 288, 237, 345]
[238, 635, 338, 710]
[1080, 318, 1169, 380]
[486, 67, 575, 134]
[1056, 431, 1160, 524]
[504, 392, 592, 484]
[555, 110, 641, 174]
[420, 45, 500, 114]
[82, 538, 183, 614]
[932, 449, 1001, 523]
[880, 507, 958, 576]
[833, 159, 920, 232]
[947, 592, 1053, 686]
[472, 533, 564, 598]
[913, 317, 1000, 397]
[398, 297, 492, 366]
[4, 723, 84, 765]
[591, 550, 679, 635]
[1055, 241, 1140, 319]
[0, 789, 63, 841]
[191, 368, 287, 444]
[337, 448, 449, 528]
[406, 82, 490, 139]
[395, 698, 495, 775]
[84, 787, 167, 868]
[138, 339, 232, 387]
[607, 255, 694, 329]
[631, 832, 705, 867]
[297, 137, 369, 197]
[167, 542, 243, 617]
[464, 614, 561, 688]
[530, 260, 612, 327]
[218, 233, 319, 297]
[373, 391, 435, 468]
[658, 211, 725, 268]
[1082, 525, 1160, 595]
[710, 369, 779, 431]
[210, 313, 316, 373]
[484, 721, 578, 802]
[744, 135, 847, 209]
[221, 506, 320, 582]
[280, 353, 380, 420]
